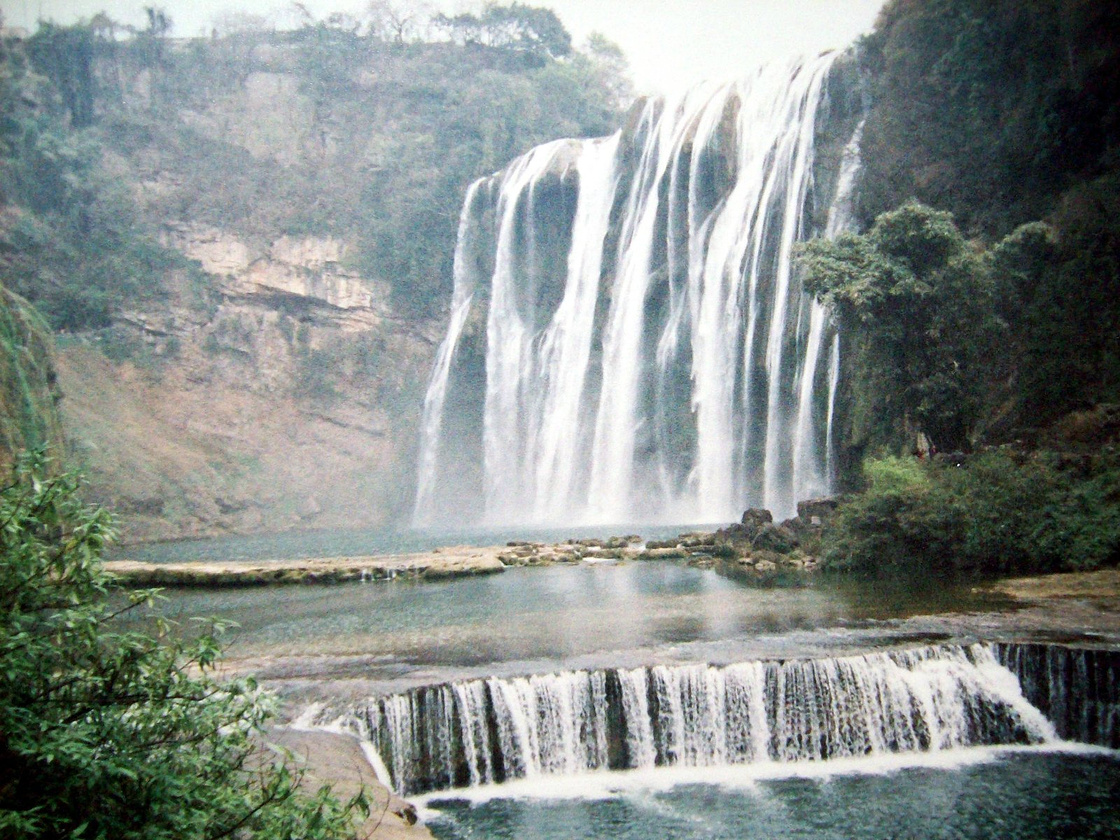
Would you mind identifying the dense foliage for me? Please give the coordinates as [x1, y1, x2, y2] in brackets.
[0, 288, 64, 473]
[0, 458, 366, 838]
[858, 0, 1120, 237]
[0, 28, 188, 331]
[990, 183, 1120, 425]
[823, 0, 1120, 448]
[821, 451, 1120, 577]
[801, 202, 1003, 454]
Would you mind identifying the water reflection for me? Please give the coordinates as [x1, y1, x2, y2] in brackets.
[131, 561, 1012, 690]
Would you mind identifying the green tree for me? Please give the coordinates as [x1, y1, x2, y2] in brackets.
[858, 0, 1120, 236]
[801, 202, 1004, 453]
[0, 457, 367, 839]
[1, 31, 184, 332]
[820, 449, 1120, 577]
[26, 22, 97, 129]
[991, 175, 1120, 425]
[435, 3, 572, 65]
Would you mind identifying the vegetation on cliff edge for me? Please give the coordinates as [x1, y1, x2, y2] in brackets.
[852, 0, 1120, 435]
[2, 4, 630, 328]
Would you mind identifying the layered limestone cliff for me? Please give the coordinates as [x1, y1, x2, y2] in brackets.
[61, 225, 436, 543]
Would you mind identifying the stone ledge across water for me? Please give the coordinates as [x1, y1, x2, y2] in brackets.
[103, 547, 508, 588]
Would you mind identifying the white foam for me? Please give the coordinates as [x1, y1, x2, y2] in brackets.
[415, 741, 1115, 812]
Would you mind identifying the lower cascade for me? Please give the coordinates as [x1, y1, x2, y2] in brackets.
[323, 643, 1120, 797]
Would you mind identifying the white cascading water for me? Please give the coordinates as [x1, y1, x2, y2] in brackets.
[412, 181, 485, 528]
[337, 644, 1060, 796]
[792, 119, 864, 502]
[414, 53, 855, 527]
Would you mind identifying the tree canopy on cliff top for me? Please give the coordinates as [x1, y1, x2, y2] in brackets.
[0, 3, 631, 328]
[849, 0, 1120, 435]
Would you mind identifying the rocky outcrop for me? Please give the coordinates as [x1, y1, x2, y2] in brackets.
[104, 546, 506, 587]
[637, 502, 842, 578]
[59, 223, 434, 542]
[162, 225, 392, 328]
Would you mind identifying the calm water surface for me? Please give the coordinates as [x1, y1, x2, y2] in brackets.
[110, 524, 700, 564]
[139, 561, 1012, 690]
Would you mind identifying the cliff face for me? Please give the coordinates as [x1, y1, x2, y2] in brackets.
[59, 224, 436, 543]
[57, 74, 439, 542]
[0, 22, 622, 543]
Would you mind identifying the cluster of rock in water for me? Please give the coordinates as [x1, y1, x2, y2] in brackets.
[496, 498, 839, 577]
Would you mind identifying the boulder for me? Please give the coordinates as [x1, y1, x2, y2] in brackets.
[740, 508, 773, 529]
[751, 523, 799, 554]
[751, 549, 786, 568]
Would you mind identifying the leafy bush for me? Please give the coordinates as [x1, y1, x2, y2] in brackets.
[822, 451, 1120, 577]
[0, 456, 367, 839]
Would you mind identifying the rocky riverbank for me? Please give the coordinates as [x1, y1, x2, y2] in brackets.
[264, 727, 433, 840]
[105, 500, 836, 588]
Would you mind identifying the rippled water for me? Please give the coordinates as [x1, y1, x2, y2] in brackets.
[423, 750, 1120, 840]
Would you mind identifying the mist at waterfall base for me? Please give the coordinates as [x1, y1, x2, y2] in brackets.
[414, 53, 860, 530]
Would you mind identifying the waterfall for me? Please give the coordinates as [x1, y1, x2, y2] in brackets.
[996, 643, 1120, 749]
[412, 181, 485, 527]
[335, 644, 1069, 796]
[414, 54, 857, 527]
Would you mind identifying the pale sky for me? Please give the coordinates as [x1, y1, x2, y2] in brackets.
[2, 0, 885, 95]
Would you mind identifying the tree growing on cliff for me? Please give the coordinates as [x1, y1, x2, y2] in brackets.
[800, 202, 1004, 453]
[0, 456, 367, 839]
[434, 2, 572, 64]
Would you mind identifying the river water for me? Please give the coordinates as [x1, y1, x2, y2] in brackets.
[422, 749, 1120, 839]
[135, 554, 1119, 837]
[141, 559, 1021, 694]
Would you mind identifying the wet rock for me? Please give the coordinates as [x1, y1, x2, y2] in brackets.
[679, 532, 718, 549]
[687, 556, 717, 569]
[605, 535, 642, 549]
[740, 508, 774, 530]
[638, 547, 688, 560]
[751, 523, 799, 554]
[582, 547, 625, 560]
[393, 803, 419, 826]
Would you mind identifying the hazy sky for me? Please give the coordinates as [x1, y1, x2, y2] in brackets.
[3, 0, 885, 95]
